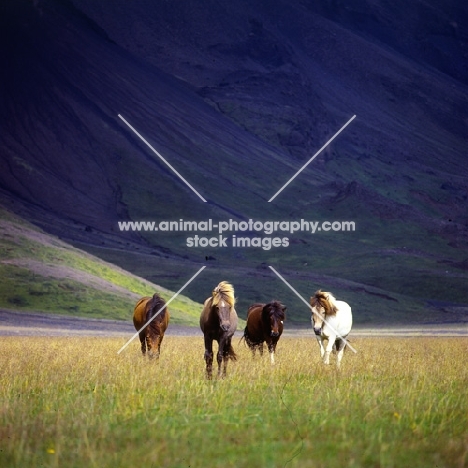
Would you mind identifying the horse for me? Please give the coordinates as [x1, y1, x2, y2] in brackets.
[133, 293, 170, 359]
[200, 281, 238, 379]
[243, 301, 286, 365]
[310, 290, 352, 368]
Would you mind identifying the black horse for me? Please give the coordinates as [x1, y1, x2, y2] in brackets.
[200, 281, 238, 379]
[243, 301, 286, 365]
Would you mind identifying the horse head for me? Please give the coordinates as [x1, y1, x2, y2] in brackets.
[310, 290, 336, 335]
[145, 329, 163, 359]
[216, 298, 232, 331]
[263, 301, 286, 337]
[212, 281, 235, 332]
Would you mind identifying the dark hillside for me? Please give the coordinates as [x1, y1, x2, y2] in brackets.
[1, 0, 467, 325]
[298, 0, 468, 85]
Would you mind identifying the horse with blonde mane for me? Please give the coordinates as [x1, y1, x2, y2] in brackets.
[200, 281, 238, 379]
[310, 290, 352, 367]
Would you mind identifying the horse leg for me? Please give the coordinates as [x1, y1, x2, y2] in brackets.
[218, 338, 231, 377]
[139, 331, 147, 356]
[315, 335, 325, 359]
[156, 335, 164, 359]
[204, 337, 214, 379]
[251, 343, 261, 358]
[146, 335, 154, 359]
[335, 338, 346, 369]
[268, 340, 276, 365]
[148, 335, 161, 360]
[258, 343, 264, 356]
[245, 336, 256, 358]
[217, 338, 225, 378]
[323, 334, 336, 365]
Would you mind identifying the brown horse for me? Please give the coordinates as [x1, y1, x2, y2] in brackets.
[200, 281, 238, 379]
[133, 293, 170, 359]
[243, 301, 286, 364]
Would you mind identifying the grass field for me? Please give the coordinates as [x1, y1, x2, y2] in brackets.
[1, 336, 467, 468]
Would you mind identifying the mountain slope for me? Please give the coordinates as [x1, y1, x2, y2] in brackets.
[0, 207, 202, 325]
[0, 0, 466, 324]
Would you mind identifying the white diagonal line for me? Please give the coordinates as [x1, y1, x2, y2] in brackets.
[117, 265, 206, 354]
[118, 114, 207, 202]
[268, 115, 356, 202]
[268, 266, 357, 353]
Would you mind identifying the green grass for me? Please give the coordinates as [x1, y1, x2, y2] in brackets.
[0, 208, 202, 325]
[0, 263, 134, 319]
[0, 336, 466, 467]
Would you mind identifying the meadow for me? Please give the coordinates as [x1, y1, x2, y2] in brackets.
[1, 335, 467, 468]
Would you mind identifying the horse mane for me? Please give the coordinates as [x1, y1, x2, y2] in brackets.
[211, 281, 235, 308]
[263, 301, 286, 319]
[310, 290, 338, 316]
[147, 293, 167, 320]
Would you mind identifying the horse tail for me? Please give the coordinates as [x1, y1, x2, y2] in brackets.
[238, 326, 249, 346]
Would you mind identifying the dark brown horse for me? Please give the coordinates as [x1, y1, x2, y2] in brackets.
[133, 293, 170, 359]
[243, 301, 286, 365]
[200, 281, 238, 379]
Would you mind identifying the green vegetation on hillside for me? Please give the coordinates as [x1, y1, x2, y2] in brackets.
[0, 207, 202, 325]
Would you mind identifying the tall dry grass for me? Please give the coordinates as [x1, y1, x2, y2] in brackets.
[1, 335, 467, 467]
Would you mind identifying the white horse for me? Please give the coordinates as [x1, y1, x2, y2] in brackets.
[310, 290, 352, 368]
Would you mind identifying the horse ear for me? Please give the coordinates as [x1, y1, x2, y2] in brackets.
[282, 306, 287, 312]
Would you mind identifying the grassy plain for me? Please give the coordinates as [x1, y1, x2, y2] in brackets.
[1, 336, 467, 468]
